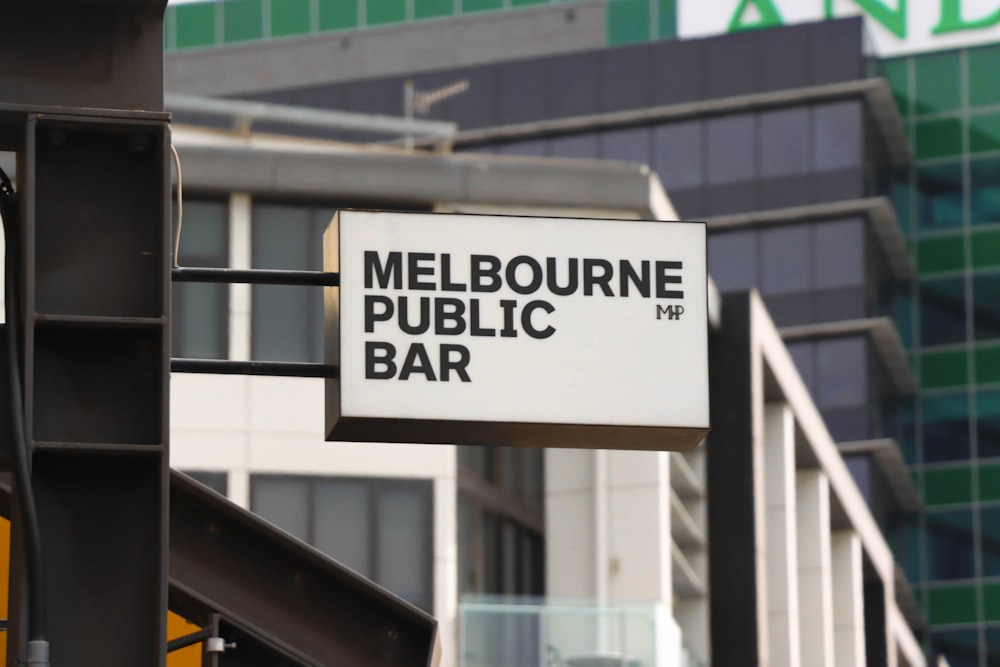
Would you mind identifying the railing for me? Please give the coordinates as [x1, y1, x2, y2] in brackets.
[459, 596, 705, 667]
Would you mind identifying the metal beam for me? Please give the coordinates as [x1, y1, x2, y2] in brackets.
[166, 93, 456, 140]
[0, 475, 439, 667]
[169, 471, 439, 667]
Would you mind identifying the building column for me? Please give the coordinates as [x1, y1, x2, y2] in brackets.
[765, 404, 801, 667]
[831, 530, 865, 667]
[796, 469, 835, 667]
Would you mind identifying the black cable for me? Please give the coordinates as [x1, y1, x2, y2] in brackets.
[0, 167, 47, 644]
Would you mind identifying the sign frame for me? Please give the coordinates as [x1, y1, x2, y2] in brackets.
[325, 209, 710, 451]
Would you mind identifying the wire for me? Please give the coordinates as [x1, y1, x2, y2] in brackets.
[171, 143, 184, 269]
[0, 167, 48, 646]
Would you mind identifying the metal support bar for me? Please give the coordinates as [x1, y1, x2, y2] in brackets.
[171, 359, 339, 379]
[0, 476, 439, 667]
[172, 267, 339, 287]
[165, 93, 457, 140]
[167, 627, 214, 653]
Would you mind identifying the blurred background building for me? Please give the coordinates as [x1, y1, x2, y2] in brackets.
[156, 2, 1000, 665]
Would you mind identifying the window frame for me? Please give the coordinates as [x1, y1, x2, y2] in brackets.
[249, 474, 435, 612]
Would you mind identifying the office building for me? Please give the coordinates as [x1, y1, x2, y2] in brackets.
[158, 2, 1000, 665]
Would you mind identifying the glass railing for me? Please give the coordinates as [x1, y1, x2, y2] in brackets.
[459, 596, 704, 667]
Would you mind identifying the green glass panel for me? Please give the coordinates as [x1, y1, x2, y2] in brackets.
[461, 0, 500, 14]
[367, 0, 406, 25]
[882, 57, 911, 115]
[916, 117, 963, 160]
[969, 45, 1000, 108]
[976, 345, 1000, 384]
[271, 0, 312, 36]
[973, 273, 1000, 341]
[979, 464, 1000, 502]
[921, 349, 968, 389]
[318, 0, 358, 30]
[415, 0, 452, 19]
[176, 2, 218, 50]
[891, 171, 913, 232]
[918, 162, 964, 231]
[923, 392, 970, 421]
[914, 51, 962, 115]
[511, 0, 546, 6]
[985, 583, 1000, 622]
[970, 113, 1000, 154]
[972, 229, 1000, 269]
[224, 0, 264, 43]
[928, 585, 978, 625]
[918, 235, 965, 274]
[657, 0, 677, 40]
[979, 389, 1000, 457]
[893, 286, 915, 349]
[971, 158, 1000, 226]
[164, 5, 177, 51]
[923, 467, 973, 506]
[607, 0, 651, 45]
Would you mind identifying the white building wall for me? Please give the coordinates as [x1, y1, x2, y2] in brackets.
[764, 403, 801, 667]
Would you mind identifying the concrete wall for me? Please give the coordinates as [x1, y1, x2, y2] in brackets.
[165, 1, 606, 96]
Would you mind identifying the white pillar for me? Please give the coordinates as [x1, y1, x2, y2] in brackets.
[764, 403, 801, 667]
[796, 469, 835, 667]
[831, 530, 865, 667]
[606, 450, 672, 604]
[228, 192, 252, 361]
[545, 448, 597, 599]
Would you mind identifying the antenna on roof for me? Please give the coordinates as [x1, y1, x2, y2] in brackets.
[403, 79, 470, 151]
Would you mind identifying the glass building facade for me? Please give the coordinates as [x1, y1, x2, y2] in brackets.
[883, 44, 1000, 666]
[163, 0, 677, 51]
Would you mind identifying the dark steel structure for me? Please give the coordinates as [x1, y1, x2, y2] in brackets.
[0, 1, 171, 662]
[0, 2, 439, 665]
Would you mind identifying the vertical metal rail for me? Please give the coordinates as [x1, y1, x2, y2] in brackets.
[0, 2, 172, 664]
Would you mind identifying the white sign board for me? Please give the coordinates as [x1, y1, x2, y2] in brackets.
[678, 0, 1000, 57]
[325, 210, 709, 451]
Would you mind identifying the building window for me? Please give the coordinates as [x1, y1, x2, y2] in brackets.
[250, 475, 434, 611]
[457, 446, 544, 597]
[183, 470, 228, 496]
[172, 199, 229, 359]
[251, 202, 336, 362]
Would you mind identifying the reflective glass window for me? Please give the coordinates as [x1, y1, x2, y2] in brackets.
[251, 202, 333, 362]
[599, 126, 651, 165]
[918, 162, 964, 231]
[705, 114, 755, 185]
[183, 471, 228, 496]
[651, 121, 703, 189]
[786, 341, 816, 394]
[812, 101, 861, 171]
[978, 389, 1000, 459]
[971, 157, 1000, 226]
[926, 510, 976, 581]
[707, 230, 757, 292]
[172, 199, 229, 359]
[931, 628, 980, 667]
[815, 336, 868, 409]
[547, 133, 599, 160]
[251, 476, 433, 611]
[920, 277, 968, 347]
[982, 507, 1000, 578]
[922, 393, 971, 463]
[974, 273, 1000, 341]
[758, 107, 810, 178]
[814, 218, 865, 289]
[760, 225, 811, 296]
[251, 477, 310, 542]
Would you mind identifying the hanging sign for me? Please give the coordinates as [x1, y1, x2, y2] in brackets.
[324, 210, 709, 451]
